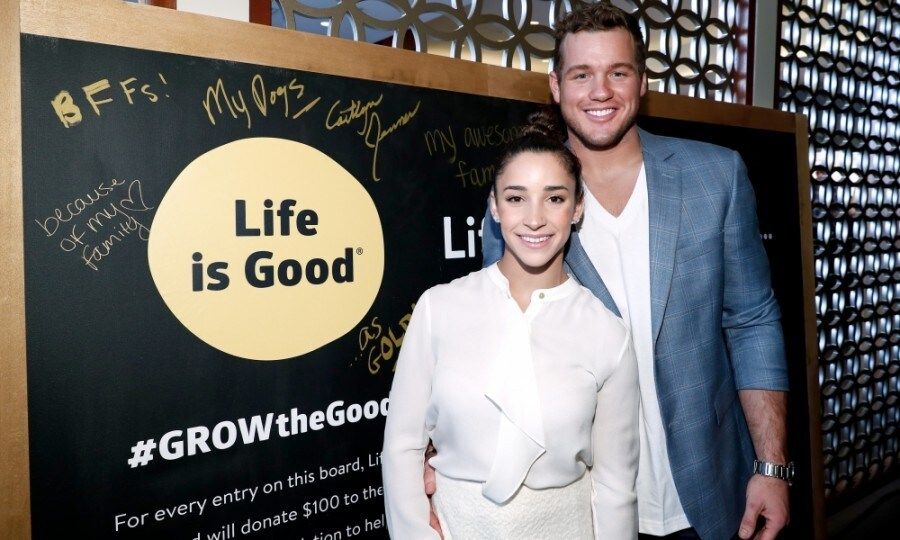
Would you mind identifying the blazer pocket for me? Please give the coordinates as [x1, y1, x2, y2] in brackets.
[714, 376, 738, 426]
[675, 235, 720, 264]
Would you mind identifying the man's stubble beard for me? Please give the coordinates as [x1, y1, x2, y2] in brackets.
[559, 105, 638, 153]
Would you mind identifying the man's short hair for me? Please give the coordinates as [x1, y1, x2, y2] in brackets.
[552, 2, 647, 74]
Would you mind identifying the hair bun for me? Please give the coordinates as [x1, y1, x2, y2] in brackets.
[522, 107, 565, 143]
[493, 105, 582, 197]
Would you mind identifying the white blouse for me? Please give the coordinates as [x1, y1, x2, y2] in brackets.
[382, 264, 639, 539]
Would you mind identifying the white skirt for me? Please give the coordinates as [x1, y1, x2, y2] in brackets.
[432, 471, 594, 539]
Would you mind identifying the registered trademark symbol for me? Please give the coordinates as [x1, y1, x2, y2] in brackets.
[356, 247, 364, 255]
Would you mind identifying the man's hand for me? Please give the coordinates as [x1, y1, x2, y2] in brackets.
[738, 475, 789, 539]
[424, 443, 442, 538]
[737, 390, 789, 539]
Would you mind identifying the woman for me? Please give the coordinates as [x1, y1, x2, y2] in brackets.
[382, 114, 639, 539]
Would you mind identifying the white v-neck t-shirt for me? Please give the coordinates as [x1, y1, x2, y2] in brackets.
[578, 165, 691, 535]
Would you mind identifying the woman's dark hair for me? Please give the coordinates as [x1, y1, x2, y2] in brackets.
[494, 108, 582, 200]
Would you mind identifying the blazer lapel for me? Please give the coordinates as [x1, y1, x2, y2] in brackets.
[565, 233, 621, 317]
[641, 129, 682, 344]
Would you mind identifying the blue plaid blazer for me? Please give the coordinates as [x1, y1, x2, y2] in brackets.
[482, 129, 789, 539]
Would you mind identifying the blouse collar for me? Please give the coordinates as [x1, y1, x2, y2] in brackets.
[486, 262, 578, 304]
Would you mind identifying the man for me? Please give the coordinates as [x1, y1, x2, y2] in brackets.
[426, 3, 792, 539]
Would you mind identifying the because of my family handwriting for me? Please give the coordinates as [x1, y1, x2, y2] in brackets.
[33, 178, 155, 271]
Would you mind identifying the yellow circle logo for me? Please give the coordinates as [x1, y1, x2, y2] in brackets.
[148, 138, 384, 361]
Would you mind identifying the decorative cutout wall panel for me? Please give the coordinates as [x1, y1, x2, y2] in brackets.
[273, 0, 750, 103]
[614, 0, 751, 102]
[776, 0, 900, 505]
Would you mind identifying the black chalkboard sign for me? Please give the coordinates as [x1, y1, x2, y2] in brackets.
[21, 33, 534, 539]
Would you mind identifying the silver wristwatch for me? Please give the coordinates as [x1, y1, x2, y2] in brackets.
[753, 460, 795, 486]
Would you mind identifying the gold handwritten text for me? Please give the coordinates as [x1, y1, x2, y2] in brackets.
[358, 305, 414, 375]
[325, 95, 384, 132]
[325, 95, 421, 181]
[202, 74, 320, 129]
[50, 73, 170, 128]
[363, 101, 421, 181]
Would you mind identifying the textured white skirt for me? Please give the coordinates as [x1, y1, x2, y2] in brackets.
[432, 471, 594, 539]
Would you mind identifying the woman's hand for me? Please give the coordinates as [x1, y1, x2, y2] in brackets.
[424, 442, 443, 538]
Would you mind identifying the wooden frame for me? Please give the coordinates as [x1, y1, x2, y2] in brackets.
[1, 0, 28, 537]
[796, 115, 826, 540]
[1, 0, 822, 537]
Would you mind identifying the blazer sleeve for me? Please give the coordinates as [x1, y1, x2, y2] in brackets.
[381, 292, 442, 539]
[590, 326, 639, 539]
[721, 150, 789, 391]
[481, 197, 504, 268]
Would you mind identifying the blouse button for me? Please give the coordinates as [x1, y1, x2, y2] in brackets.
[538, 292, 545, 299]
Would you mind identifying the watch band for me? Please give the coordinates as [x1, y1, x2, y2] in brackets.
[753, 459, 795, 486]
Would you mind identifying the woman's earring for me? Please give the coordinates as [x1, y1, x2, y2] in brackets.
[492, 214, 500, 223]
